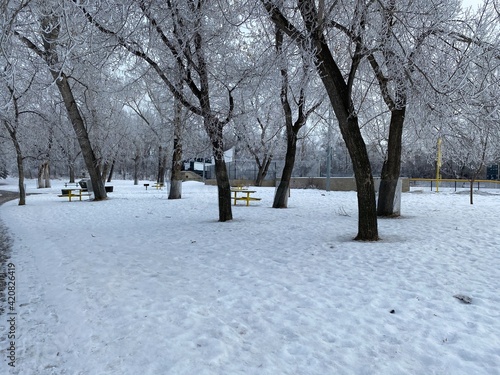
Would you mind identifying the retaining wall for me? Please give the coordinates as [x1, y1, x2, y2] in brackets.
[205, 177, 410, 192]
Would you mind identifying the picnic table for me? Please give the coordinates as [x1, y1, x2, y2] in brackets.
[58, 188, 91, 202]
[231, 188, 261, 206]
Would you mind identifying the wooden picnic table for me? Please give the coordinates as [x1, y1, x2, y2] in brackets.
[230, 188, 261, 206]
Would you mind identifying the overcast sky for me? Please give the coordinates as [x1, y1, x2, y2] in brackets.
[462, 0, 484, 8]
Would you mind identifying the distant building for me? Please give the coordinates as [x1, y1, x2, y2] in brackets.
[182, 147, 234, 178]
[486, 164, 499, 180]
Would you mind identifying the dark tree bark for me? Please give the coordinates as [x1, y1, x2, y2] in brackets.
[273, 133, 297, 208]
[2, 119, 26, 206]
[69, 164, 76, 183]
[15, 144, 26, 206]
[213, 150, 233, 221]
[157, 145, 167, 185]
[168, 139, 183, 199]
[206, 116, 233, 221]
[254, 154, 272, 186]
[133, 151, 140, 185]
[37, 161, 50, 188]
[377, 108, 405, 216]
[2, 86, 26, 205]
[101, 160, 111, 183]
[107, 159, 115, 182]
[169, 87, 183, 199]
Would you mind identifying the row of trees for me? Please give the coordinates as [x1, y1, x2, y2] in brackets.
[1, 0, 498, 240]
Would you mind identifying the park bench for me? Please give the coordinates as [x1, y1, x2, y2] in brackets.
[78, 179, 113, 193]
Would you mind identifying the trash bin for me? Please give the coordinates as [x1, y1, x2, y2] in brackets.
[78, 179, 87, 191]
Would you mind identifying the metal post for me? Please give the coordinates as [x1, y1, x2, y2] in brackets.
[326, 107, 332, 192]
[326, 146, 331, 191]
[436, 137, 442, 192]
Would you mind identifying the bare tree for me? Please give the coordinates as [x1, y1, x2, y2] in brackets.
[261, 0, 379, 240]
[327, 0, 465, 216]
[273, 27, 320, 207]
[12, 4, 108, 200]
[0, 88, 26, 205]
[75, 0, 241, 221]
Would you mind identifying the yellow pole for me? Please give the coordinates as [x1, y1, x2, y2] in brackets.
[436, 137, 442, 192]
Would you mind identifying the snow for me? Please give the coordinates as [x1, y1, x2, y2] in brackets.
[1, 178, 499, 374]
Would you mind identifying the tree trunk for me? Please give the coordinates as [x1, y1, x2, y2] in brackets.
[316, 44, 378, 240]
[312, 40, 378, 239]
[44, 161, 51, 188]
[133, 153, 140, 185]
[157, 146, 167, 185]
[169, 90, 184, 199]
[273, 26, 306, 208]
[2, 122, 26, 204]
[12, 131, 26, 205]
[107, 159, 115, 182]
[213, 153, 232, 221]
[37, 161, 50, 188]
[101, 160, 111, 183]
[37, 162, 46, 189]
[273, 134, 297, 208]
[56, 73, 108, 201]
[209, 143, 232, 221]
[168, 139, 183, 200]
[470, 179, 474, 205]
[17, 162, 26, 206]
[343, 117, 379, 241]
[377, 108, 405, 216]
[69, 163, 76, 183]
[255, 154, 272, 187]
[204, 115, 232, 221]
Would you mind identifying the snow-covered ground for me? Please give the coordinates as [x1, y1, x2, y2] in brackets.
[0, 178, 499, 375]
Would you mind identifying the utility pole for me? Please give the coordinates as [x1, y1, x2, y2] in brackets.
[436, 137, 442, 192]
[326, 107, 333, 191]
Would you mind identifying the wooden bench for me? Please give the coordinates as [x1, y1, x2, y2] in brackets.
[231, 188, 261, 206]
[152, 183, 164, 190]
